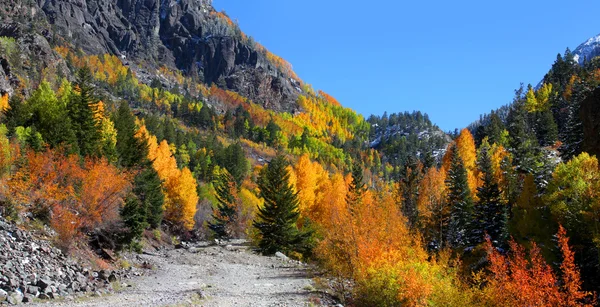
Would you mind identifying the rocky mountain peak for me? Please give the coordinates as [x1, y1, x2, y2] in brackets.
[0, 0, 302, 112]
[572, 33, 600, 65]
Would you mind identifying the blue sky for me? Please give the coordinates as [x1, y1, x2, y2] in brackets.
[213, 0, 600, 131]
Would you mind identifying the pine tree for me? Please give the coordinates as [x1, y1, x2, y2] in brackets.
[253, 154, 312, 256]
[445, 144, 474, 248]
[69, 66, 101, 157]
[133, 165, 165, 229]
[113, 101, 148, 168]
[208, 170, 238, 239]
[474, 142, 507, 246]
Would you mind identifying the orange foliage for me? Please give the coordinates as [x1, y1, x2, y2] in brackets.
[210, 11, 234, 27]
[417, 167, 448, 243]
[0, 93, 8, 111]
[485, 229, 596, 307]
[318, 90, 341, 106]
[486, 238, 561, 306]
[79, 159, 130, 229]
[557, 225, 596, 306]
[6, 149, 129, 248]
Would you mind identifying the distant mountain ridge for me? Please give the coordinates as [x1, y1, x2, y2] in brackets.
[572, 33, 600, 65]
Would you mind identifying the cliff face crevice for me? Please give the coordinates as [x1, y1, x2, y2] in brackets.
[34, 0, 301, 111]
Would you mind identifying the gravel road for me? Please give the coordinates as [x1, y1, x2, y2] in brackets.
[32, 242, 325, 307]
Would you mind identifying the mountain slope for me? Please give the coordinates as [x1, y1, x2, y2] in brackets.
[0, 0, 302, 112]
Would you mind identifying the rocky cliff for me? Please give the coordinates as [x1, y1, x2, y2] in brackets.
[0, 0, 302, 112]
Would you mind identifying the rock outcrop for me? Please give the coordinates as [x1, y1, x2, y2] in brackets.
[0, 0, 301, 111]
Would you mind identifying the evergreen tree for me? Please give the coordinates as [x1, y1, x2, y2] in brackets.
[473, 142, 508, 246]
[484, 111, 506, 146]
[445, 144, 474, 248]
[197, 104, 215, 130]
[559, 98, 584, 161]
[69, 66, 101, 156]
[400, 158, 423, 228]
[535, 108, 558, 147]
[133, 165, 165, 229]
[265, 119, 281, 147]
[507, 98, 539, 173]
[113, 101, 148, 168]
[346, 160, 366, 214]
[121, 194, 148, 245]
[219, 143, 248, 186]
[208, 170, 238, 239]
[253, 155, 312, 256]
[3, 95, 26, 133]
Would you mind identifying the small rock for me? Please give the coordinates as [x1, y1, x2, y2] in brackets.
[0, 289, 7, 301]
[26, 285, 39, 296]
[22, 294, 34, 303]
[37, 278, 52, 290]
[197, 290, 208, 299]
[7, 291, 23, 305]
[275, 251, 289, 261]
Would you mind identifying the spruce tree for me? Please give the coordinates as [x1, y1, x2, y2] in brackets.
[346, 160, 366, 214]
[113, 101, 148, 168]
[445, 144, 475, 248]
[253, 154, 312, 256]
[473, 142, 507, 246]
[208, 170, 238, 239]
[535, 108, 558, 147]
[507, 99, 539, 173]
[559, 98, 584, 161]
[69, 66, 101, 157]
[133, 165, 165, 229]
[399, 158, 422, 228]
[121, 194, 148, 245]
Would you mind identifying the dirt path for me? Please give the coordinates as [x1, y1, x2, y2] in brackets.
[33, 242, 326, 307]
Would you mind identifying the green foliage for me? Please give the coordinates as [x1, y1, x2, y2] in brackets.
[208, 170, 238, 239]
[367, 111, 446, 176]
[23, 81, 78, 151]
[445, 144, 474, 248]
[473, 142, 507, 245]
[253, 154, 313, 256]
[121, 194, 148, 245]
[134, 166, 165, 229]
[113, 101, 148, 168]
[68, 67, 102, 156]
[217, 142, 248, 186]
[346, 160, 366, 214]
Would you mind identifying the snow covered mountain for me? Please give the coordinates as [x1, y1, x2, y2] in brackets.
[572, 33, 600, 65]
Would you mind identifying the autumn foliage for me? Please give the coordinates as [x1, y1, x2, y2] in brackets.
[6, 148, 130, 249]
[138, 125, 199, 230]
[484, 227, 595, 307]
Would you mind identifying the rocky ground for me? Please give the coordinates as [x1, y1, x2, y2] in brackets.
[0, 216, 135, 305]
[28, 241, 333, 307]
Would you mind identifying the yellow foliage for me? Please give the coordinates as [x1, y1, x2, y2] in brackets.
[140, 127, 199, 230]
[455, 128, 479, 200]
